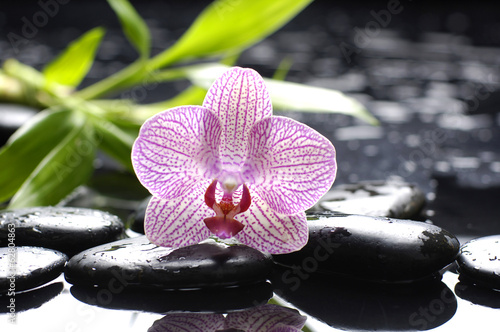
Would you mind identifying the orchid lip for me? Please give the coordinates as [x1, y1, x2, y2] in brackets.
[203, 179, 251, 238]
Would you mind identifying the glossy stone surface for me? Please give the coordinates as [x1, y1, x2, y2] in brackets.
[0, 207, 125, 256]
[127, 196, 150, 234]
[318, 179, 425, 219]
[271, 266, 457, 331]
[0, 246, 67, 293]
[457, 235, 500, 290]
[70, 281, 273, 313]
[0, 282, 64, 313]
[274, 212, 460, 283]
[65, 236, 273, 289]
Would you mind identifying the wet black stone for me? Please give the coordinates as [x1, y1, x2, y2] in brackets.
[273, 212, 460, 283]
[0, 207, 125, 256]
[457, 235, 500, 290]
[127, 196, 151, 234]
[0, 282, 64, 313]
[317, 179, 426, 219]
[271, 267, 457, 331]
[70, 281, 273, 313]
[0, 246, 67, 293]
[65, 236, 273, 289]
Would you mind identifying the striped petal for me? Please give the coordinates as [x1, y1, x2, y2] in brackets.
[235, 188, 308, 254]
[225, 304, 307, 331]
[241, 116, 337, 215]
[203, 67, 272, 171]
[144, 182, 213, 248]
[132, 106, 221, 199]
[149, 312, 225, 332]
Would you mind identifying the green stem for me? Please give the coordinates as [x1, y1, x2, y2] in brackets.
[75, 60, 149, 100]
[75, 45, 184, 100]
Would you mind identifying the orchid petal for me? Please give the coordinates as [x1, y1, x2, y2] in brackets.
[148, 312, 225, 332]
[132, 106, 221, 199]
[235, 188, 308, 254]
[242, 116, 336, 215]
[203, 67, 272, 170]
[225, 304, 307, 331]
[144, 183, 213, 248]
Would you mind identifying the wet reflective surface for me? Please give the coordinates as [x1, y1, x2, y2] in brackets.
[2, 268, 500, 331]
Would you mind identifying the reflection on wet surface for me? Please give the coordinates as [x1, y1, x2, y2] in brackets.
[1, 269, 499, 331]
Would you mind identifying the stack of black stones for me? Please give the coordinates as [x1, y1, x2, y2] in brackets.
[0, 179, 498, 319]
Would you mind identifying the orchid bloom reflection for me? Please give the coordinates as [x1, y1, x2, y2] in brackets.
[132, 67, 336, 254]
[148, 304, 307, 332]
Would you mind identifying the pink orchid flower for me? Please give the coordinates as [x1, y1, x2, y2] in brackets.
[132, 67, 336, 254]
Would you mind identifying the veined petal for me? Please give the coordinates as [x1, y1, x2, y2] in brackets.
[144, 181, 213, 248]
[203, 67, 272, 170]
[225, 304, 307, 331]
[242, 116, 336, 215]
[132, 106, 221, 199]
[235, 188, 308, 254]
[149, 312, 225, 332]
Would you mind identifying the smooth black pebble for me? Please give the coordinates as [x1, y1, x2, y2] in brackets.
[457, 235, 500, 290]
[0, 207, 124, 256]
[274, 212, 460, 283]
[318, 180, 425, 219]
[0, 246, 67, 293]
[65, 236, 273, 289]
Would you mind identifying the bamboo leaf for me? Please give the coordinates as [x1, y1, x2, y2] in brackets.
[6, 110, 97, 208]
[107, 0, 151, 58]
[150, 0, 312, 68]
[0, 109, 83, 203]
[181, 63, 379, 125]
[43, 27, 105, 87]
[92, 118, 137, 171]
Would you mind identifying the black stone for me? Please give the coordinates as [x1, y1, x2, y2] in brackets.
[273, 212, 460, 283]
[271, 266, 457, 331]
[65, 236, 273, 289]
[457, 235, 500, 290]
[70, 281, 273, 313]
[317, 179, 426, 219]
[0, 282, 64, 313]
[0, 246, 67, 293]
[0, 207, 125, 256]
[455, 281, 500, 309]
[127, 196, 151, 234]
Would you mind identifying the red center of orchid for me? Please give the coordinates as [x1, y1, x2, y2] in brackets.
[203, 179, 251, 239]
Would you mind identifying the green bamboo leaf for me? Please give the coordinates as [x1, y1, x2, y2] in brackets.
[92, 118, 137, 171]
[0, 109, 84, 203]
[150, 0, 312, 69]
[8, 118, 97, 209]
[266, 79, 379, 126]
[181, 63, 379, 125]
[43, 27, 105, 87]
[107, 0, 151, 58]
